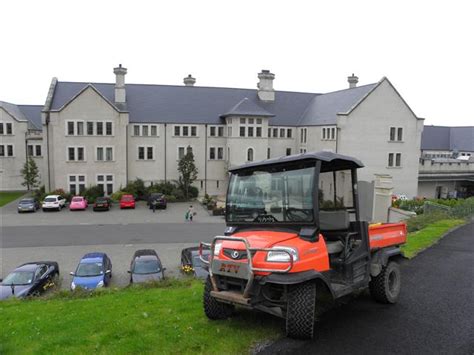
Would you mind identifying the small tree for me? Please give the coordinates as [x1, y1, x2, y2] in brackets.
[21, 157, 40, 190]
[177, 146, 198, 199]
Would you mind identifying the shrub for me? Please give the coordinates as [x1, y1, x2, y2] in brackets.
[147, 181, 176, 195]
[49, 188, 71, 201]
[398, 199, 425, 215]
[188, 186, 199, 198]
[111, 191, 127, 202]
[451, 197, 474, 219]
[122, 178, 147, 200]
[165, 195, 177, 203]
[406, 211, 451, 232]
[171, 188, 185, 201]
[34, 185, 46, 201]
[83, 185, 104, 203]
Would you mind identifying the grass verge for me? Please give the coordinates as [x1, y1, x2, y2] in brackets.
[0, 191, 25, 207]
[401, 219, 465, 258]
[0, 279, 280, 354]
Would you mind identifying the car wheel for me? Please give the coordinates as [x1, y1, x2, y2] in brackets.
[203, 276, 234, 320]
[369, 261, 401, 304]
[286, 281, 317, 339]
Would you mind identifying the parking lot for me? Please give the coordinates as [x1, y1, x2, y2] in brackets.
[1, 197, 225, 290]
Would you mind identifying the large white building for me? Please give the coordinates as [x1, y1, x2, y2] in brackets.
[1, 66, 425, 197]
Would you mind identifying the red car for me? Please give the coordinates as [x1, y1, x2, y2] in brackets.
[120, 194, 136, 209]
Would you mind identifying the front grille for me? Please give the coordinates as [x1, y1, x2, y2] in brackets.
[223, 248, 256, 260]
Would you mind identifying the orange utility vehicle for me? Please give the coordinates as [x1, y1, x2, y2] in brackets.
[200, 151, 407, 339]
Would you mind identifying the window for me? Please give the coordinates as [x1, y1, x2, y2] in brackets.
[178, 147, 185, 160]
[97, 147, 104, 161]
[186, 146, 193, 155]
[322, 127, 336, 141]
[134, 125, 140, 136]
[304, 128, 307, 143]
[389, 127, 403, 142]
[248, 127, 254, 137]
[137, 146, 154, 160]
[240, 118, 246, 124]
[1, 145, 14, 157]
[151, 125, 157, 136]
[138, 147, 145, 160]
[268, 128, 271, 137]
[142, 125, 149, 136]
[35, 145, 42, 156]
[209, 147, 216, 160]
[0, 145, 3, 156]
[28, 145, 34, 156]
[300, 128, 307, 143]
[96, 122, 103, 135]
[388, 153, 402, 167]
[77, 122, 84, 135]
[0, 123, 3, 134]
[218, 126, 224, 137]
[286, 148, 292, 156]
[210, 127, 216, 136]
[287, 129, 292, 138]
[240, 118, 262, 137]
[273, 128, 278, 138]
[97, 174, 114, 195]
[147, 147, 153, 160]
[280, 128, 285, 138]
[106, 147, 113, 161]
[210, 147, 224, 160]
[67, 121, 74, 135]
[240, 127, 245, 137]
[67, 147, 85, 161]
[300, 148, 307, 154]
[267, 148, 271, 159]
[182, 126, 189, 136]
[256, 127, 262, 137]
[174, 126, 180, 136]
[228, 126, 232, 137]
[69, 175, 86, 195]
[87, 122, 94, 135]
[106, 122, 113, 136]
[247, 148, 254, 162]
[217, 147, 224, 160]
[6, 123, 12, 135]
[191, 126, 197, 137]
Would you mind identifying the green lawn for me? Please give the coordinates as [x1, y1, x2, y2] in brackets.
[0, 191, 26, 207]
[401, 219, 465, 258]
[0, 280, 280, 354]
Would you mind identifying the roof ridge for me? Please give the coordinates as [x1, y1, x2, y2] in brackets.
[321, 82, 377, 95]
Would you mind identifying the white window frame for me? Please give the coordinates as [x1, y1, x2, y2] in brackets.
[0, 144, 14, 157]
[96, 174, 114, 196]
[96, 146, 114, 162]
[177, 145, 194, 160]
[388, 152, 402, 167]
[137, 145, 155, 161]
[322, 126, 336, 141]
[209, 125, 225, 137]
[27, 144, 42, 157]
[105, 121, 114, 136]
[389, 127, 404, 142]
[209, 146, 225, 160]
[68, 174, 87, 195]
[66, 146, 86, 162]
[300, 128, 307, 144]
[239, 118, 262, 138]
[247, 147, 255, 162]
[65, 120, 86, 136]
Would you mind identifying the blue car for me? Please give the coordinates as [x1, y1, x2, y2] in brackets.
[70, 253, 112, 290]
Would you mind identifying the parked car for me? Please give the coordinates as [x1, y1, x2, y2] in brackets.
[42, 195, 66, 211]
[148, 193, 167, 209]
[70, 253, 112, 290]
[128, 249, 165, 284]
[17, 198, 40, 213]
[120, 194, 136, 209]
[0, 261, 59, 300]
[93, 197, 112, 211]
[180, 247, 210, 279]
[69, 196, 88, 211]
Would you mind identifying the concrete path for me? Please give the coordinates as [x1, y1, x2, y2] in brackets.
[259, 222, 474, 354]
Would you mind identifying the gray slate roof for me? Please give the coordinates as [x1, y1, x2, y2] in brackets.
[0, 101, 43, 130]
[421, 126, 474, 152]
[49, 80, 379, 127]
[220, 98, 274, 118]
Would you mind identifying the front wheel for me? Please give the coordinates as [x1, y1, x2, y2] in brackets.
[369, 261, 401, 304]
[203, 276, 234, 320]
[286, 281, 316, 339]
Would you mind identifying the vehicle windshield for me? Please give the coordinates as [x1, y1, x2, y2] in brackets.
[19, 199, 34, 204]
[227, 164, 315, 223]
[75, 262, 103, 277]
[122, 196, 133, 201]
[96, 198, 108, 203]
[44, 197, 57, 202]
[72, 197, 83, 202]
[132, 259, 161, 274]
[2, 271, 35, 285]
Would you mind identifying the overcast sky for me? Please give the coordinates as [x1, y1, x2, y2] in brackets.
[1, 0, 473, 126]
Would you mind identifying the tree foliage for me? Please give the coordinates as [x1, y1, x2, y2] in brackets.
[177, 146, 198, 199]
[21, 157, 40, 190]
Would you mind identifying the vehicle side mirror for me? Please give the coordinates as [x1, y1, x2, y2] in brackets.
[105, 270, 111, 274]
[299, 227, 320, 242]
[69, 272, 75, 276]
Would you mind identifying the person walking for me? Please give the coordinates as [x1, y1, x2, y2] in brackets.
[188, 205, 194, 222]
[151, 199, 157, 213]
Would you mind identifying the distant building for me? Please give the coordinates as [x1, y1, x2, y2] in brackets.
[1, 67, 424, 198]
[419, 126, 474, 198]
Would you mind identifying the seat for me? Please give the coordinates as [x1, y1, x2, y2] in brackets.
[326, 240, 344, 254]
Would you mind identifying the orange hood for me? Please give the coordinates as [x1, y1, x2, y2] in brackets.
[222, 230, 298, 250]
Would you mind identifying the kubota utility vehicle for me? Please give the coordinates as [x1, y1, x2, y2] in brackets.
[200, 151, 407, 339]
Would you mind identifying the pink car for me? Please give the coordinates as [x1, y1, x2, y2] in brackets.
[69, 196, 88, 211]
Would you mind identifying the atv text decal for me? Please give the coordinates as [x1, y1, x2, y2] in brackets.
[219, 263, 241, 274]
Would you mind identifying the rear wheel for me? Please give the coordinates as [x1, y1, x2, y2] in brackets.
[369, 261, 401, 304]
[203, 276, 234, 320]
[286, 281, 316, 339]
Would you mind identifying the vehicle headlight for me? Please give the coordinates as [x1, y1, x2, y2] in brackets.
[266, 247, 299, 262]
[213, 241, 223, 256]
[71, 282, 76, 290]
[97, 280, 104, 288]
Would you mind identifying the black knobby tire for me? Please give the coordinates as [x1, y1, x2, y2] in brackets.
[286, 281, 317, 339]
[203, 276, 234, 320]
[369, 261, 401, 304]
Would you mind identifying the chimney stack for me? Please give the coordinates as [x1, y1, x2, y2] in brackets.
[347, 73, 358, 88]
[183, 74, 196, 87]
[257, 69, 275, 101]
[113, 64, 127, 103]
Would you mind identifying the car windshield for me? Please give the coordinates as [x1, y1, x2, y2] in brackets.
[2, 271, 35, 285]
[122, 196, 133, 201]
[72, 197, 83, 202]
[44, 197, 57, 202]
[75, 262, 103, 277]
[96, 198, 108, 203]
[132, 259, 161, 274]
[19, 199, 34, 204]
[227, 164, 315, 223]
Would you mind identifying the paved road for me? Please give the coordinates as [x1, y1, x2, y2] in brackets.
[1, 223, 225, 248]
[260, 222, 474, 355]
